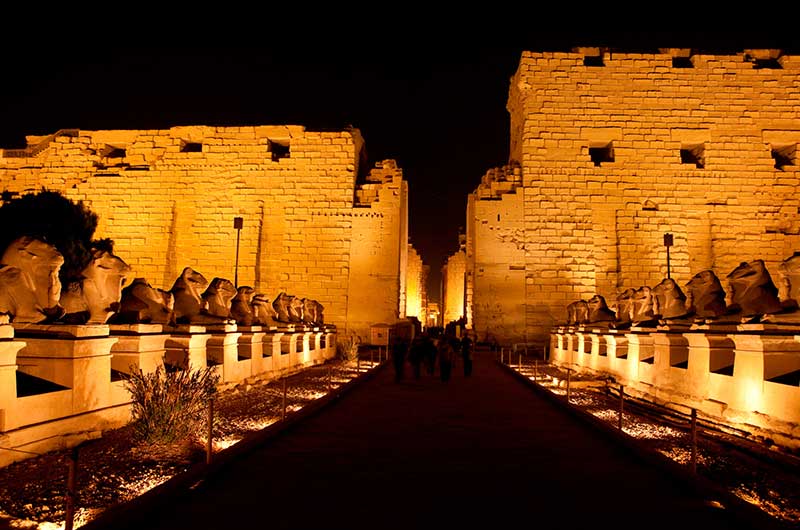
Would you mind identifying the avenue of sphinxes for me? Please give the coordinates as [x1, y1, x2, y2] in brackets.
[466, 48, 800, 347]
[0, 127, 425, 340]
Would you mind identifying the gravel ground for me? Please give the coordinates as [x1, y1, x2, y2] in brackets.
[509, 359, 800, 525]
[0, 358, 371, 530]
[2, 355, 799, 529]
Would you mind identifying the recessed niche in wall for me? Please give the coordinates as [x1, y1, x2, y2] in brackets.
[639, 343, 655, 364]
[764, 350, 800, 386]
[102, 146, 126, 158]
[672, 56, 694, 68]
[589, 142, 614, 166]
[269, 139, 291, 161]
[181, 141, 203, 153]
[710, 345, 735, 376]
[753, 57, 783, 69]
[680, 143, 705, 168]
[668, 337, 690, 369]
[772, 144, 796, 170]
[584, 55, 604, 67]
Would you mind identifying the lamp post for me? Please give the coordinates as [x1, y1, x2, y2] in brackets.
[663, 232, 673, 279]
[234, 217, 243, 288]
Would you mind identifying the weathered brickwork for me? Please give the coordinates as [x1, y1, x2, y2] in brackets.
[466, 164, 526, 343]
[473, 49, 800, 345]
[0, 126, 408, 336]
[441, 249, 466, 325]
[405, 244, 429, 325]
[349, 160, 409, 334]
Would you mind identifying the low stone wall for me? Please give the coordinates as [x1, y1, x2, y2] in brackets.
[550, 324, 800, 450]
[0, 323, 337, 467]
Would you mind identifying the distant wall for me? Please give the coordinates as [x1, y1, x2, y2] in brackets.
[442, 249, 466, 324]
[0, 126, 408, 333]
[348, 160, 408, 336]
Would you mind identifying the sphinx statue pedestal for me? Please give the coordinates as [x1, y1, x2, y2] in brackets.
[109, 324, 168, 375]
[205, 324, 245, 383]
[0, 325, 25, 430]
[165, 325, 210, 371]
[13, 324, 118, 414]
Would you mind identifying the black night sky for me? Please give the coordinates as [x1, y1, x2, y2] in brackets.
[1, 28, 797, 299]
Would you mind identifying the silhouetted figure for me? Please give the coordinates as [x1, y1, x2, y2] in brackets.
[392, 338, 408, 383]
[438, 337, 455, 382]
[461, 335, 473, 376]
[408, 335, 424, 379]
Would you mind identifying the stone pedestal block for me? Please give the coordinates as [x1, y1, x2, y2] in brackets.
[0, 326, 25, 430]
[165, 325, 210, 370]
[207, 329, 245, 383]
[237, 326, 267, 374]
[15, 327, 118, 414]
[109, 324, 168, 375]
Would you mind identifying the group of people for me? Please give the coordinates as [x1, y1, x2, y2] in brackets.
[391, 331, 473, 383]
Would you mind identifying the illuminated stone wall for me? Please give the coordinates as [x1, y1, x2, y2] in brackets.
[405, 244, 429, 326]
[349, 160, 409, 335]
[467, 164, 526, 344]
[0, 126, 408, 335]
[484, 48, 800, 345]
[441, 249, 466, 325]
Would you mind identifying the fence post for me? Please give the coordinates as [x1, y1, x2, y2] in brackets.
[371, 349, 374, 366]
[206, 398, 214, 464]
[518, 353, 522, 370]
[282, 377, 288, 420]
[64, 446, 78, 530]
[357, 355, 361, 373]
[691, 408, 698, 474]
[566, 369, 571, 403]
[328, 365, 332, 392]
[618, 385, 624, 431]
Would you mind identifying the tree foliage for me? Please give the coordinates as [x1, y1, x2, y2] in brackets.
[0, 189, 112, 283]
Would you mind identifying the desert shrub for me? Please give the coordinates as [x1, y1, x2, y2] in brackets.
[336, 334, 360, 361]
[124, 365, 220, 444]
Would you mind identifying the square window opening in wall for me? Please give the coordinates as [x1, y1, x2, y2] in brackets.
[583, 55, 604, 67]
[181, 141, 203, 153]
[680, 143, 705, 168]
[589, 142, 614, 166]
[102, 145, 126, 158]
[672, 56, 694, 68]
[753, 58, 783, 69]
[269, 139, 290, 161]
[772, 144, 796, 170]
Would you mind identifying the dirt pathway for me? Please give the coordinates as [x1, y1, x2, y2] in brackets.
[88, 348, 764, 529]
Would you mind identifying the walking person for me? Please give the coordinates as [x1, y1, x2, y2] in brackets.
[408, 334, 424, 379]
[391, 336, 408, 383]
[438, 336, 455, 382]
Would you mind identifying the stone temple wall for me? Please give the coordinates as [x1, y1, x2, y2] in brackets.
[472, 49, 800, 346]
[0, 126, 408, 335]
[349, 159, 408, 335]
[467, 164, 526, 344]
[406, 244, 425, 321]
[442, 249, 466, 325]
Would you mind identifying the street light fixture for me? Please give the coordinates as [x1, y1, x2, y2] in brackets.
[234, 217, 243, 287]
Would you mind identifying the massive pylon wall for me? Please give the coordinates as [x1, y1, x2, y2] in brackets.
[0, 126, 408, 336]
[471, 49, 800, 345]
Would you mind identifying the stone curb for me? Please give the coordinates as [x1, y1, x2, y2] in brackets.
[80, 360, 389, 530]
[497, 361, 792, 530]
